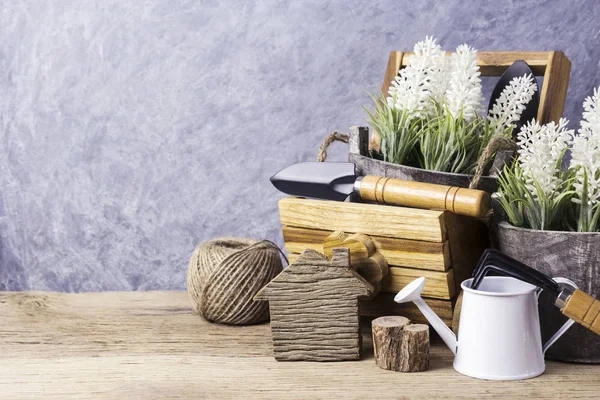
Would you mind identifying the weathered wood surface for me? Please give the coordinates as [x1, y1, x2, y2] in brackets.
[382, 267, 456, 300]
[399, 324, 430, 372]
[286, 252, 455, 300]
[372, 316, 410, 371]
[538, 51, 571, 124]
[1, 291, 599, 399]
[350, 152, 499, 194]
[283, 225, 450, 271]
[321, 231, 388, 287]
[496, 221, 600, 363]
[254, 248, 374, 361]
[279, 197, 447, 242]
[360, 292, 454, 327]
[444, 213, 489, 295]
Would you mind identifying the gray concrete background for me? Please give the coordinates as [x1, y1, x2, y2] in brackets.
[1, 1, 599, 291]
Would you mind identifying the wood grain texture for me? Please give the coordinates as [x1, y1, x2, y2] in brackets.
[360, 293, 454, 327]
[381, 51, 404, 97]
[399, 324, 430, 372]
[538, 51, 571, 124]
[319, 231, 387, 287]
[350, 152, 499, 195]
[399, 51, 550, 75]
[322, 231, 346, 259]
[382, 267, 456, 300]
[283, 225, 450, 271]
[354, 252, 388, 287]
[254, 248, 374, 361]
[371, 316, 410, 371]
[278, 197, 447, 242]
[287, 252, 455, 300]
[561, 290, 600, 336]
[359, 176, 491, 218]
[444, 213, 489, 295]
[1, 291, 599, 399]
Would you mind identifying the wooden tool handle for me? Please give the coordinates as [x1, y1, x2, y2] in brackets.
[561, 289, 600, 336]
[359, 176, 491, 218]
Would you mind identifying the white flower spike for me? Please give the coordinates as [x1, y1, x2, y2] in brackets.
[387, 36, 446, 118]
[516, 118, 572, 199]
[488, 74, 538, 135]
[571, 88, 600, 208]
[445, 44, 483, 121]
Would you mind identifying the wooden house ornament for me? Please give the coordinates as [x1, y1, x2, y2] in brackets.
[254, 248, 375, 361]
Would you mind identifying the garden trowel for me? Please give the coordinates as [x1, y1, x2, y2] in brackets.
[271, 162, 491, 218]
[488, 60, 540, 136]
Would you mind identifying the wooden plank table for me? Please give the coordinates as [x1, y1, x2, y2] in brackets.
[1, 291, 598, 399]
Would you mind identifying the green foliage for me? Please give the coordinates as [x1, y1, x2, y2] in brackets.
[365, 94, 500, 174]
[572, 168, 600, 232]
[364, 93, 421, 166]
[417, 101, 496, 174]
[496, 163, 575, 230]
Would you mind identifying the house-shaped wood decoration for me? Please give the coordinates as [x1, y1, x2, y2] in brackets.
[254, 248, 375, 361]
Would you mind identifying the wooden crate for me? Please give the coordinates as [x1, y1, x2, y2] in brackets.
[279, 197, 489, 325]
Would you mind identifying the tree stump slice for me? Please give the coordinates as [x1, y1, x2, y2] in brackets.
[371, 316, 410, 371]
[399, 324, 430, 372]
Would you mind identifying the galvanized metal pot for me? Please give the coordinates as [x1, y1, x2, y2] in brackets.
[495, 221, 600, 363]
[346, 127, 503, 194]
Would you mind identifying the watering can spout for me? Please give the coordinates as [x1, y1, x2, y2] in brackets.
[394, 277, 457, 355]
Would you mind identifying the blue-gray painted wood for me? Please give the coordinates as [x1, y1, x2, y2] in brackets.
[1, 1, 599, 291]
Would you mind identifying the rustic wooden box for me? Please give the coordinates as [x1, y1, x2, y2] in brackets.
[279, 197, 489, 326]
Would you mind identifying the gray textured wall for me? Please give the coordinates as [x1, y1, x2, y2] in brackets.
[1, 0, 599, 291]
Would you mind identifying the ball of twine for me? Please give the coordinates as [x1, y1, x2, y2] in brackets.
[187, 237, 284, 325]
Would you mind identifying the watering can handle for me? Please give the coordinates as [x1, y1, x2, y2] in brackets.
[537, 277, 578, 354]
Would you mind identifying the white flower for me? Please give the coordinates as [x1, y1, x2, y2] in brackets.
[488, 74, 538, 135]
[388, 36, 446, 118]
[445, 44, 483, 121]
[571, 88, 600, 206]
[516, 118, 572, 198]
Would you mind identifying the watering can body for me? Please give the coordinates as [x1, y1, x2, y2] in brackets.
[395, 276, 576, 380]
[454, 277, 546, 380]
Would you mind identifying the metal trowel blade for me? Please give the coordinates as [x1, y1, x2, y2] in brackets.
[270, 162, 358, 201]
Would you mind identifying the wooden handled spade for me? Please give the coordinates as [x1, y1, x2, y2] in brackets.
[270, 162, 491, 218]
[472, 249, 600, 337]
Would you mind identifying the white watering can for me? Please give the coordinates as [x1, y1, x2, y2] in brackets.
[395, 276, 578, 380]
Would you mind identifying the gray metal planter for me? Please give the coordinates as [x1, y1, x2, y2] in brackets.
[347, 126, 503, 193]
[495, 221, 600, 363]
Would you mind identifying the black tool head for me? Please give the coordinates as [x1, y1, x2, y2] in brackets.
[270, 162, 358, 201]
[471, 249, 560, 297]
[488, 60, 540, 137]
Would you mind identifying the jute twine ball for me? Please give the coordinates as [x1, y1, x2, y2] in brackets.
[187, 237, 283, 325]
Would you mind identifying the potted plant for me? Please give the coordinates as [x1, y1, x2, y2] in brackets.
[494, 88, 600, 363]
[360, 37, 538, 193]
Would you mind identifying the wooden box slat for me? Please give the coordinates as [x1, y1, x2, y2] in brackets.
[283, 226, 450, 271]
[279, 197, 447, 243]
[287, 252, 454, 300]
[382, 267, 456, 300]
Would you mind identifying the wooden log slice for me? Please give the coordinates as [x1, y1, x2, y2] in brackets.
[371, 316, 410, 371]
[399, 324, 430, 372]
